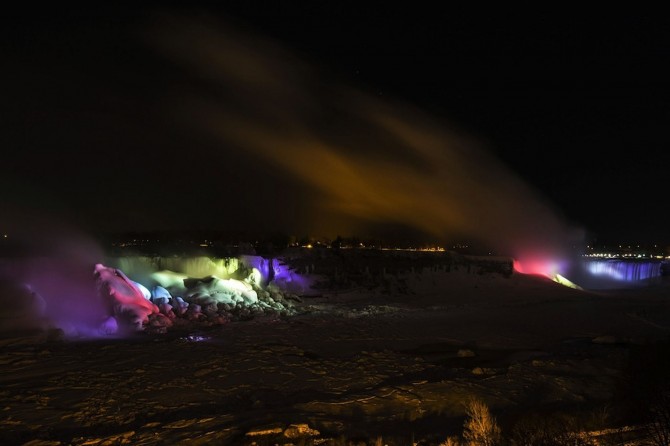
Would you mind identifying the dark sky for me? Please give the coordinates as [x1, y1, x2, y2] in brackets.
[3, 6, 670, 245]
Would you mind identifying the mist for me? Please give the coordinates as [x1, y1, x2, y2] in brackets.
[147, 14, 583, 275]
[0, 206, 107, 336]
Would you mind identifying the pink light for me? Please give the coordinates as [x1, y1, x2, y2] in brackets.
[513, 256, 564, 279]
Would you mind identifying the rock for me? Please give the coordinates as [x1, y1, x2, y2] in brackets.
[158, 303, 175, 318]
[457, 349, 475, 358]
[245, 424, 284, 437]
[148, 313, 173, 329]
[22, 440, 63, 446]
[285, 294, 302, 303]
[210, 315, 228, 325]
[592, 335, 619, 344]
[203, 302, 218, 314]
[173, 297, 189, 315]
[283, 423, 320, 439]
[185, 304, 205, 321]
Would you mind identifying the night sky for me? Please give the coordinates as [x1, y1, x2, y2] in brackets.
[3, 6, 670, 246]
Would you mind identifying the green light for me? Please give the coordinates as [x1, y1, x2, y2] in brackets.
[553, 274, 582, 290]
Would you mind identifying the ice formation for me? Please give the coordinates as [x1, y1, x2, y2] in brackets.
[585, 260, 662, 282]
[132, 281, 152, 300]
[85, 259, 302, 335]
[94, 264, 159, 332]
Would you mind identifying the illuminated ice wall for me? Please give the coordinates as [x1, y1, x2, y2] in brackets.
[108, 255, 311, 294]
[111, 256, 241, 284]
[585, 260, 662, 282]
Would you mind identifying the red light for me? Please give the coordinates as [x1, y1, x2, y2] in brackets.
[513, 258, 553, 278]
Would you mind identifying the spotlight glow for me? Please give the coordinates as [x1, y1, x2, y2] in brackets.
[513, 258, 563, 279]
[513, 256, 580, 289]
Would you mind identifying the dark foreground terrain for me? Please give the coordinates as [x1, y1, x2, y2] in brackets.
[2, 254, 670, 445]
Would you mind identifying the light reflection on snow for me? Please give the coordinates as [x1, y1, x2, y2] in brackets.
[180, 334, 211, 342]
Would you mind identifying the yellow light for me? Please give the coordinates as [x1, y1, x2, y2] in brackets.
[553, 274, 582, 290]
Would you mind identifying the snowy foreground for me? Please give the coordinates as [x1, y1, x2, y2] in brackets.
[1, 251, 670, 445]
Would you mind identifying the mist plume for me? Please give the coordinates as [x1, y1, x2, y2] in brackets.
[148, 14, 583, 273]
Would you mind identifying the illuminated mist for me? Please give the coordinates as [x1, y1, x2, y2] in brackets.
[147, 14, 583, 278]
[0, 210, 107, 336]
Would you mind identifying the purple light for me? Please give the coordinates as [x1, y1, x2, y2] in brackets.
[240, 255, 312, 294]
[585, 260, 661, 282]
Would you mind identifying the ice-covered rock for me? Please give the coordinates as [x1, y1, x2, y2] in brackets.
[220, 278, 253, 293]
[246, 268, 262, 287]
[158, 303, 175, 318]
[181, 276, 259, 308]
[151, 285, 172, 301]
[132, 281, 152, 300]
[208, 292, 236, 305]
[153, 296, 170, 306]
[185, 303, 204, 321]
[94, 264, 158, 330]
[173, 296, 189, 316]
[241, 289, 258, 304]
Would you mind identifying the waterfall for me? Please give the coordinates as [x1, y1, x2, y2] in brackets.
[585, 260, 662, 282]
[108, 256, 241, 282]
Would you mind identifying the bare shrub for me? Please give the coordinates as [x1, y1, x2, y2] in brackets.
[462, 398, 502, 446]
[510, 413, 596, 446]
[647, 390, 670, 446]
[439, 437, 462, 446]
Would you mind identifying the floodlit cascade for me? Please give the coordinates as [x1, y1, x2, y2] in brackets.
[113, 256, 240, 281]
[585, 260, 662, 282]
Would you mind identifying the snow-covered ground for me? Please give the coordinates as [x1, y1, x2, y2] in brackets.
[1, 251, 668, 445]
